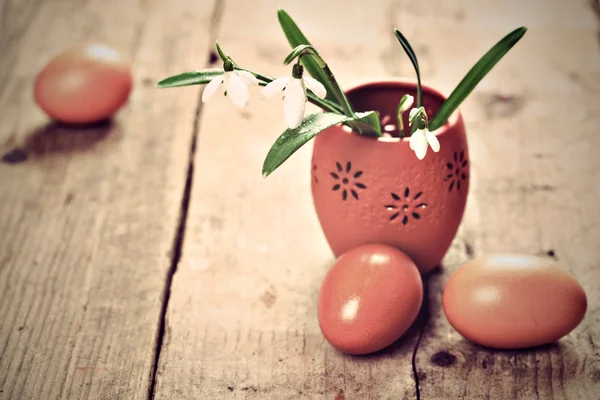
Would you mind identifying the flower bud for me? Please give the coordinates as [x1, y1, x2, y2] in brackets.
[398, 94, 414, 113]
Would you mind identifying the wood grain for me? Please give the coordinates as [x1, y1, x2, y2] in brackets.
[1, 0, 599, 398]
[153, 0, 423, 399]
[397, 0, 600, 398]
[0, 0, 213, 399]
[155, 0, 600, 398]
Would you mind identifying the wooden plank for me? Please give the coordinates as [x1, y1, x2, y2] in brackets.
[153, 0, 424, 399]
[0, 0, 214, 399]
[155, 0, 600, 398]
[397, 0, 600, 398]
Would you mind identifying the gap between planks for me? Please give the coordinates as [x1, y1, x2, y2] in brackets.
[410, 280, 429, 400]
[146, 1, 226, 399]
[142, 0, 450, 397]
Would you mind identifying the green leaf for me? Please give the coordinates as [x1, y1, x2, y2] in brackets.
[429, 27, 527, 131]
[277, 9, 337, 104]
[350, 111, 382, 137]
[394, 30, 422, 107]
[262, 111, 377, 177]
[156, 70, 223, 88]
[215, 41, 228, 62]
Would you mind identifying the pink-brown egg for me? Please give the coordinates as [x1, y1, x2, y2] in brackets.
[318, 244, 423, 355]
[443, 254, 587, 349]
[34, 43, 133, 124]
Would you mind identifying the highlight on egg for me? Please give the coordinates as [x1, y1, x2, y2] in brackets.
[34, 43, 133, 124]
[442, 253, 587, 349]
[317, 244, 423, 355]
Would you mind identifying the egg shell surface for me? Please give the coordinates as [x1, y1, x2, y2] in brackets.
[443, 254, 587, 349]
[34, 43, 133, 124]
[318, 244, 423, 355]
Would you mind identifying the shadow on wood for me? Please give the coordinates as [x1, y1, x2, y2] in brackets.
[592, 0, 600, 48]
[2, 119, 117, 164]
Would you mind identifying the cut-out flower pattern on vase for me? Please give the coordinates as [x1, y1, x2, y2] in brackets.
[445, 150, 469, 192]
[330, 161, 366, 200]
[384, 188, 428, 225]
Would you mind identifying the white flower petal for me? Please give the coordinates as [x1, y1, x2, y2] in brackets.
[303, 77, 327, 99]
[222, 72, 230, 89]
[409, 129, 420, 150]
[284, 78, 306, 129]
[227, 73, 250, 108]
[426, 130, 440, 152]
[415, 144, 428, 160]
[410, 129, 428, 160]
[260, 77, 290, 100]
[201, 74, 224, 102]
[236, 70, 259, 86]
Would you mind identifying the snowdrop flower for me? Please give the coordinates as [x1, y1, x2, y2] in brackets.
[202, 61, 258, 108]
[260, 64, 326, 129]
[408, 106, 440, 160]
[409, 126, 440, 160]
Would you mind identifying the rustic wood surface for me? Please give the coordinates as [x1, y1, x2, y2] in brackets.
[0, 0, 213, 399]
[1, 0, 599, 399]
[405, 1, 600, 399]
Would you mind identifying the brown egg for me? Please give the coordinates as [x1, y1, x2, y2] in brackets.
[34, 43, 133, 124]
[443, 254, 587, 349]
[317, 244, 423, 355]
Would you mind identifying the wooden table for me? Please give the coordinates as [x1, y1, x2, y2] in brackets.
[1, 0, 599, 398]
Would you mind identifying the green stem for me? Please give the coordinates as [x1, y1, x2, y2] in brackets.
[396, 99, 406, 138]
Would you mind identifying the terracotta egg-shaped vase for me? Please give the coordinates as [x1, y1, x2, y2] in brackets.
[311, 80, 469, 275]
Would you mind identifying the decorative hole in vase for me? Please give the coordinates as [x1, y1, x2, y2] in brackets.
[445, 150, 469, 192]
[384, 190, 428, 225]
[329, 161, 367, 201]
